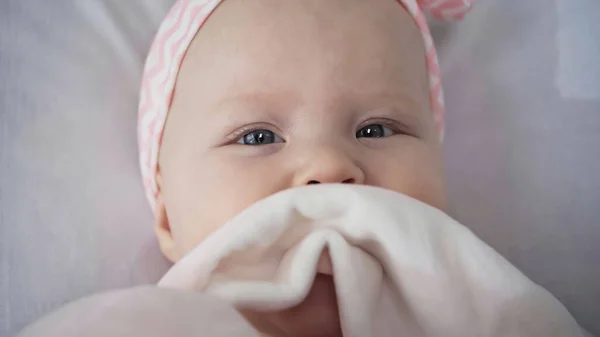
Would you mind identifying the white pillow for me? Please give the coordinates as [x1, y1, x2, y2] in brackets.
[1, 0, 599, 336]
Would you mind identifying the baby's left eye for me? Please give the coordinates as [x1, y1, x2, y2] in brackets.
[236, 129, 284, 145]
[356, 124, 394, 139]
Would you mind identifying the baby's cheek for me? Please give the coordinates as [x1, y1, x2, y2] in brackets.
[373, 144, 446, 211]
[171, 156, 287, 257]
[404, 160, 446, 211]
[174, 192, 248, 256]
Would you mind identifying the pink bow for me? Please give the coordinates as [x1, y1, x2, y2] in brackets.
[418, 0, 473, 20]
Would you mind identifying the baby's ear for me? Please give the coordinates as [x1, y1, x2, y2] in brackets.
[154, 174, 180, 263]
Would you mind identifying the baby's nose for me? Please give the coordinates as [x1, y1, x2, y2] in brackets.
[307, 178, 354, 184]
[292, 146, 365, 186]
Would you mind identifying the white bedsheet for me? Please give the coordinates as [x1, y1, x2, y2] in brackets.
[1, 0, 599, 336]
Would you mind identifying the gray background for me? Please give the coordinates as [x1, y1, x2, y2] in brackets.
[1, 0, 599, 336]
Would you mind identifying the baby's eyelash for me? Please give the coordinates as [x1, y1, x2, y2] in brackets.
[359, 118, 411, 136]
[225, 118, 414, 144]
[226, 123, 279, 143]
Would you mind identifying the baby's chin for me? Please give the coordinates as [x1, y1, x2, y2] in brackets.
[242, 273, 342, 337]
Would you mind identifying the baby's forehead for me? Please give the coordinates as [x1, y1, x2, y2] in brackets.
[196, 0, 420, 32]
[175, 0, 430, 114]
[186, 0, 426, 61]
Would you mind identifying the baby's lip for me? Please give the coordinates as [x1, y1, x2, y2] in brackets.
[316, 250, 334, 276]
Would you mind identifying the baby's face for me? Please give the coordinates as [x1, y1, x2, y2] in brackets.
[157, 0, 445, 258]
[156, 0, 445, 334]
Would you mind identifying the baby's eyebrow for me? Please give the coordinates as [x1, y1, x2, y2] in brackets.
[209, 92, 296, 131]
[210, 88, 427, 127]
[355, 89, 424, 111]
[367, 105, 427, 132]
[215, 89, 422, 110]
[215, 90, 302, 112]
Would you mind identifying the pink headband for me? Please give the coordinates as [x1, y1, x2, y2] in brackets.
[138, 0, 473, 210]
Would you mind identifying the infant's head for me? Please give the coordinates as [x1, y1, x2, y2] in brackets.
[139, 0, 469, 335]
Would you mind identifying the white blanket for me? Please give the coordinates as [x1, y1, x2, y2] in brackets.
[159, 184, 584, 337]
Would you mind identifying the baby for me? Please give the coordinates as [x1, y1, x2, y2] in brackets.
[139, 0, 453, 335]
[135, 0, 584, 336]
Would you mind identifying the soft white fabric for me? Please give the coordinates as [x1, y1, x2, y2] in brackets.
[18, 287, 258, 337]
[159, 185, 583, 337]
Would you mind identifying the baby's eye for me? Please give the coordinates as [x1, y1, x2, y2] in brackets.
[237, 129, 284, 145]
[356, 124, 394, 139]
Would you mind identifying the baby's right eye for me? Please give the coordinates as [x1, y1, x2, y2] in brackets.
[237, 129, 284, 145]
